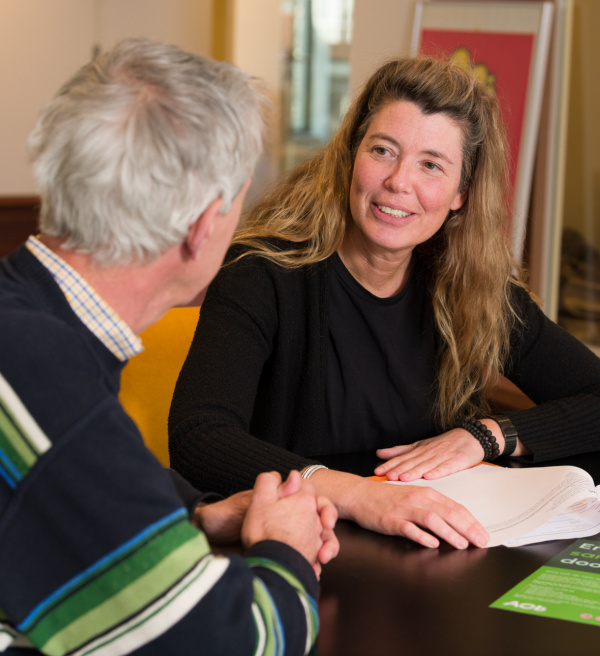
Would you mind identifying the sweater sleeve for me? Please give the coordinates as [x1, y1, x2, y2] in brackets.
[167, 467, 223, 513]
[502, 285, 600, 461]
[0, 372, 319, 656]
[169, 253, 319, 496]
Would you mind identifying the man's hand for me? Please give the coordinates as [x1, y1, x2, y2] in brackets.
[193, 490, 252, 544]
[276, 471, 339, 576]
[241, 471, 339, 578]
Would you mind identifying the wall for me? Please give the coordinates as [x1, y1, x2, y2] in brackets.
[97, 0, 212, 52]
[0, 1, 95, 195]
[227, 0, 284, 199]
[349, 0, 415, 96]
[0, 0, 213, 197]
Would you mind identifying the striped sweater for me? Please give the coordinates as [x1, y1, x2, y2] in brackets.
[0, 246, 319, 656]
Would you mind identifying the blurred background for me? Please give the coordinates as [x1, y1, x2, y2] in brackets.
[0, 0, 598, 353]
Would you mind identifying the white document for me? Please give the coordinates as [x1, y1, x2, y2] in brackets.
[386, 465, 600, 547]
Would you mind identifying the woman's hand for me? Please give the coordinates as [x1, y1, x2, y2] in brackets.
[351, 476, 488, 549]
[374, 428, 487, 482]
[310, 468, 489, 549]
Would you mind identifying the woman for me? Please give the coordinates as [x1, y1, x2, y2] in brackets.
[169, 56, 600, 549]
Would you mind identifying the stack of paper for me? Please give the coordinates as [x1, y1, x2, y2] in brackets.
[387, 465, 600, 547]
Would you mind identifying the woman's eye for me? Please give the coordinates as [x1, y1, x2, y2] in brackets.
[423, 161, 440, 171]
[373, 146, 389, 156]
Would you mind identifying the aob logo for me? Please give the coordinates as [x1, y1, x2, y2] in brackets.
[503, 601, 547, 612]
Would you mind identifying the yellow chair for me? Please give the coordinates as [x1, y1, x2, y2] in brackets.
[119, 306, 200, 466]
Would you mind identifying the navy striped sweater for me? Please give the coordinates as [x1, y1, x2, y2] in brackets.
[0, 246, 319, 656]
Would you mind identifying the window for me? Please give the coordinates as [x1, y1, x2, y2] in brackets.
[280, 0, 354, 169]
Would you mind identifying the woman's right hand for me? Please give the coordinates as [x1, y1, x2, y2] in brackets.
[310, 469, 489, 549]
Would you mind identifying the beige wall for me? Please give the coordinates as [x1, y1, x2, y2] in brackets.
[97, 0, 212, 52]
[1, 1, 94, 195]
[227, 0, 284, 198]
[349, 0, 415, 97]
[228, 0, 281, 93]
[0, 0, 213, 196]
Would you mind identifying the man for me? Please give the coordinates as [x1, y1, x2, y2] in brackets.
[0, 38, 338, 656]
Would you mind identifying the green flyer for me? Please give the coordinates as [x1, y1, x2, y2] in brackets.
[491, 539, 600, 625]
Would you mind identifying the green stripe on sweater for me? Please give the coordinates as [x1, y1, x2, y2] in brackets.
[0, 411, 33, 476]
[252, 578, 283, 656]
[248, 556, 318, 650]
[29, 522, 208, 653]
[0, 373, 51, 481]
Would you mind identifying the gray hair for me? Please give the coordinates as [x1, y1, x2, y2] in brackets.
[28, 38, 267, 266]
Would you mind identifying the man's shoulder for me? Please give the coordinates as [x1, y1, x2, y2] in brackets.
[0, 247, 101, 353]
[1, 285, 76, 347]
[0, 300, 121, 446]
[0, 245, 60, 313]
[2, 302, 91, 363]
[0, 271, 116, 390]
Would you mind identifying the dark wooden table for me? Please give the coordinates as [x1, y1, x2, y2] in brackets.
[313, 451, 600, 656]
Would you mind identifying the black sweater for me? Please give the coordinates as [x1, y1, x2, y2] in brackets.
[169, 248, 600, 496]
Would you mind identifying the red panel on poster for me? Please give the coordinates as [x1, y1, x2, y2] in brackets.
[419, 29, 535, 204]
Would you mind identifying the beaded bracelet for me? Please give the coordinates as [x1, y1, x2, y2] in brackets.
[487, 414, 518, 456]
[460, 418, 500, 461]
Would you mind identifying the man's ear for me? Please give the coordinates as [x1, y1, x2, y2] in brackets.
[185, 197, 223, 259]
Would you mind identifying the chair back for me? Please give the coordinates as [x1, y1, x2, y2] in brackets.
[119, 307, 200, 466]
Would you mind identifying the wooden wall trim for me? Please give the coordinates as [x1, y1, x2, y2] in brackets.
[0, 196, 40, 207]
[0, 196, 40, 257]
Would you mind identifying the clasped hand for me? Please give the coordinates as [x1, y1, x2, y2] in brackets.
[242, 470, 339, 578]
[195, 471, 339, 579]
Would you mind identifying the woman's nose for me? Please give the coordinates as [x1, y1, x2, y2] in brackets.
[385, 161, 412, 193]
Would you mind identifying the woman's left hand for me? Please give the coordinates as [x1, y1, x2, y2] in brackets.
[374, 428, 486, 481]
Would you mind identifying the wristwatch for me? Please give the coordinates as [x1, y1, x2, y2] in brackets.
[489, 414, 518, 456]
